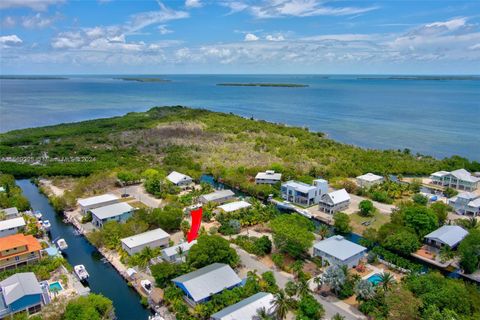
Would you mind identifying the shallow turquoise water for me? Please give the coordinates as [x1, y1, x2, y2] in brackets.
[1, 75, 479, 159]
[48, 281, 63, 292]
[367, 273, 383, 285]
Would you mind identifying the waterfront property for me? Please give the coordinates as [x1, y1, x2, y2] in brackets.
[161, 240, 197, 263]
[0, 272, 47, 318]
[313, 235, 367, 268]
[0, 217, 26, 238]
[281, 179, 328, 206]
[255, 170, 282, 185]
[171, 263, 242, 306]
[199, 190, 235, 204]
[211, 292, 274, 320]
[217, 200, 251, 213]
[0, 234, 42, 270]
[77, 194, 120, 214]
[166, 171, 193, 187]
[430, 169, 480, 191]
[424, 225, 469, 249]
[318, 189, 351, 214]
[121, 228, 170, 256]
[91, 202, 135, 228]
[448, 192, 480, 216]
[356, 173, 384, 189]
[0, 207, 19, 220]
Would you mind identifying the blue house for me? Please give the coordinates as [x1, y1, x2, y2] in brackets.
[172, 263, 242, 306]
[90, 202, 135, 228]
[0, 272, 47, 318]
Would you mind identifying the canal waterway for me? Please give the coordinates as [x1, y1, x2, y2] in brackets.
[16, 179, 150, 320]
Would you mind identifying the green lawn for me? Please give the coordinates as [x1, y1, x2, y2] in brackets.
[349, 210, 390, 234]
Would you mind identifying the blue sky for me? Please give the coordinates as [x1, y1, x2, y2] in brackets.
[1, 0, 479, 74]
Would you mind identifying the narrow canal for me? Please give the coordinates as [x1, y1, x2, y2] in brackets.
[16, 179, 150, 320]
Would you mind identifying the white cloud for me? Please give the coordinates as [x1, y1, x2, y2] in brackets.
[302, 34, 377, 42]
[22, 13, 57, 29]
[222, 0, 378, 18]
[0, 0, 64, 11]
[265, 34, 285, 41]
[185, 0, 202, 8]
[0, 34, 23, 48]
[425, 17, 467, 31]
[2, 16, 16, 28]
[158, 25, 173, 35]
[470, 43, 480, 50]
[244, 33, 259, 41]
[126, 2, 189, 34]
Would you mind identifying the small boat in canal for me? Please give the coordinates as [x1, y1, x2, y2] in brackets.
[57, 238, 68, 251]
[74, 264, 89, 282]
[140, 279, 152, 294]
[34, 211, 43, 220]
[42, 220, 51, 231]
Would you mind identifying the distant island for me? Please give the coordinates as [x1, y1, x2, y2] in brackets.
[0, 76, 68, 80]
[217, 83, 309, 87]
[115, 77, 171, 83]
[358, 76, 480, 81]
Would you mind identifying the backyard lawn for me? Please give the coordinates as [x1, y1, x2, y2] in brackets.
[349, 211, 390, 234]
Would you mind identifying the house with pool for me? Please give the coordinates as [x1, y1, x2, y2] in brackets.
[171, 263, 242, 306]
[313, 235, 367, 268]
[0, 272, 49, 318]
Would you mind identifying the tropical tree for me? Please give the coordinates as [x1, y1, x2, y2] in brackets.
[322, 266, 346, 295]
[285, 281, 298, 298]
[254, 307, 274, 320]
[333, 212, 352, 234]
[313, 276, 324, 292]
[272, 290, 291, 320]
[331, 314, 345, 320]
[379, 272, 395, 292]
[318, 224, 330, 240]
[354, 279, 375, 301]
[296, 278, 311, 298]
[359, 200, 375, 217]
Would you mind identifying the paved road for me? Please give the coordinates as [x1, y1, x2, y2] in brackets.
[234, 245, 365, 320]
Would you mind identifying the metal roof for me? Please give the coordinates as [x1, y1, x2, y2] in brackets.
[282, 180, 316, 194]
[167, 171, 192, 185]
[324, 189, 350, 205]
[356, 173, 383, 182]
[217, 201, 251, 213]
[162, 240, 197, 258]
[121, 228, 169, 249]
[255, 171, 282, 181]
[425, 225, 469, 247]
[1, 207, 19, 216]
[0, 272, 42, 306]
[201, 190, 235, 202]
[211, 292, 274, 320]
[172, 263, 242, 302]
[0, 217, 26, 231]
[77, 194, 119, 207]
[451, 169, 480, 183]
[90, 202, 133, 220]
[314, 235, 366, 261]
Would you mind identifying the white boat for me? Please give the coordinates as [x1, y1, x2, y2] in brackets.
[57, 238, 68, 251]
[42, 220, 51, 231]
[34, 212, 43, 220]
[140, 279, 152, 294]
[148, 314, 164, 320]
[74, 264, 89, 282]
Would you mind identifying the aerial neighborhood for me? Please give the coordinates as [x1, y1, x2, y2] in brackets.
[0, 108, 479, 320]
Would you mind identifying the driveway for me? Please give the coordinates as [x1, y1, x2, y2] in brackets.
[234, 245, 365, 320]
[123, 184, 162, 208]
[347, 193, 395, 215]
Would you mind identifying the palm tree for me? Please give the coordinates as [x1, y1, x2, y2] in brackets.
[296, 278, 311, 297]
[379, 272, 395, 292]
[313, 275, 323, 292]
[318, 224, 330, 240]
[467, 217, 478, 230]
[292, 260, 304, 279]
[254, 307, 274, 320]
[272, 290, 290, 320]
[331, 313, 345, 320]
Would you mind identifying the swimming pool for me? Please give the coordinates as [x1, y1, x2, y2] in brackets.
[49, 281, 63, 292]
[367, 274, 382, 285]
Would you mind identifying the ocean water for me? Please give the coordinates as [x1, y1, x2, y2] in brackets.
[1, 75, 479, 160]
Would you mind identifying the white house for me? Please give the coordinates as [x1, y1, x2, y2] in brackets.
[77, 194, 119, 214]
[313, 235, 367, 268]
[91, 202, 135, 228]
[424, 225, 469, 249]
[255, 170, 282, 185]
[430, 169, 480, 191]
[166, 171, 193, 187]
[448, 192, 480, 216]
[172, 263, 242, 306]
[121, 228, 170, 256]
[318, 189, 351, 214]
[217, 201, 251, 213]
[281, 179, 328, 206]
[0, 207, 19, 219]
[356, 173, 384, 189]
[161, 240, 197, 263]
[211, 292, 275, 320]
[199, 190, 235, 204]
[0, 217, 26, 238]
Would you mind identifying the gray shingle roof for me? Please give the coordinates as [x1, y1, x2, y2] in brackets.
[0, 272, 42, 305]
[172, 263, 242, 302]
[424, 225, 469, 247]
[314, 235, 366, 261]
[211, 292, 274, 320]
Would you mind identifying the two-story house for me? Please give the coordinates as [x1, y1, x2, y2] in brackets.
[448, 192, 480, 217]
[0, 234, 42, 271]
[281, 179, 328, 206]
[430, 169, 480, 191]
